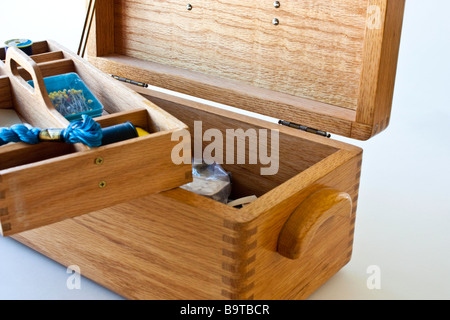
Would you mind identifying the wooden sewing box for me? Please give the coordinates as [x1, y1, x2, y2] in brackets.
[0, 0, 405, 300]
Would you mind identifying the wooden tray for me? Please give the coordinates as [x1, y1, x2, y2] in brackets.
[2, 0, 405, 300]
[0, 41, 192, 236]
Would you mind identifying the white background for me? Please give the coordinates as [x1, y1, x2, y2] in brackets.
[0, 0, 449, 300]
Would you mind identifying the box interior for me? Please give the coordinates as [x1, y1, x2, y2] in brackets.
[0, 142, 79, 171]
[144, 93, 340, 206]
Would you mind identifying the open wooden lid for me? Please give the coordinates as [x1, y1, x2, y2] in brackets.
[87, 0, 405, 140]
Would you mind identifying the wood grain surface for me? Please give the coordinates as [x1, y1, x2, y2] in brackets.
[114, 0, 367, 111]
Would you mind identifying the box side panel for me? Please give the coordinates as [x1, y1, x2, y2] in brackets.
[13, 192, 240, 300]
[1, 131, 191, 237]
[247, 151, 362, 299]
[12, 150, 361, 300]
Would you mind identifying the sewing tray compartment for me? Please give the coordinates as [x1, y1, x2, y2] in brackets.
[0, 40, 192, 236]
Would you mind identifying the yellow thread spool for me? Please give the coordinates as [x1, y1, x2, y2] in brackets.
[136, 127, 150, 137]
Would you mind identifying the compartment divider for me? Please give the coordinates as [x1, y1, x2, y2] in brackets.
[17, 58, 75, 81]
[29, 51, 65, 64]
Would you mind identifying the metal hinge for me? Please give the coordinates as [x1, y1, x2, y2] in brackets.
[111, 75, 149, 88]
[110, 75, 331, 139]
[278, 120, 331, 138]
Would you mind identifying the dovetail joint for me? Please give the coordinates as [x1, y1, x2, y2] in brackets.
[221, 220, 258, 299]
[2, 222, 11, 232]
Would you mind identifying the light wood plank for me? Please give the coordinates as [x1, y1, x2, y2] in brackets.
[87, 0, 115, 57]
[356, 0, 406, 138]
[29, 51, 64, 64]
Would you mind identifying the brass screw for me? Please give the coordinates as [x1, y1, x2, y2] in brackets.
[99, 181, 107, 188]
[95, 157, 104, 165]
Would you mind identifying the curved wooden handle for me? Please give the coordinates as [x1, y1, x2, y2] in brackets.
[277, 188, 352, 260]
[4, 46, 67, 128]
[6, 46, 48, 100]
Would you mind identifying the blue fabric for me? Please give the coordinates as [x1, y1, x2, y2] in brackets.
[0, 125, 40, 145]
[63, 115, 103, 147]
[0, 115, 103, 147]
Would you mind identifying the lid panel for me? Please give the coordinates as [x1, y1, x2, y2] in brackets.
[114, 0, 367, 112]
[88, 0, 405, 140]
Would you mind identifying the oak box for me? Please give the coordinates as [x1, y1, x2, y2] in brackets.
[1, 0, 405, 300]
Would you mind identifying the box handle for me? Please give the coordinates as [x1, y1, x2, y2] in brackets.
[277, 188, 352, 260]
[4, 46, 67, 128]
